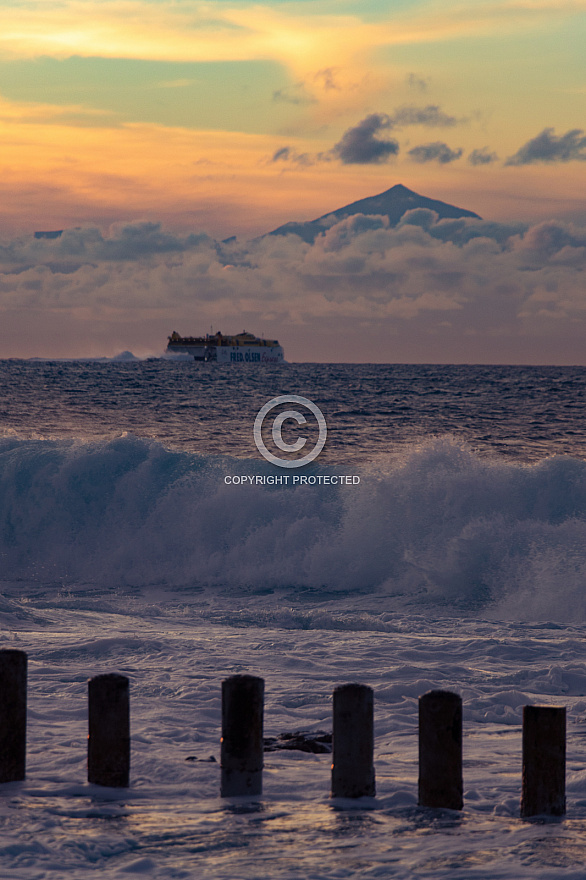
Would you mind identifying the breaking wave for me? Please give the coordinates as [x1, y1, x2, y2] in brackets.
[1, 436, 585, 621]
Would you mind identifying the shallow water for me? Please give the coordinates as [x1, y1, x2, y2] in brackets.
[1, 360, 586, 876]
[3, 593, 586, 878]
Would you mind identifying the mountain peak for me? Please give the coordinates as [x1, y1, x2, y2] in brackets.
[267, 184, 480, 243]
[385, 183, 415, 194]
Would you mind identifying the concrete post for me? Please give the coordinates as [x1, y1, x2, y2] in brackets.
[88, 673, 130, 787]
[0, 650, 27, 783]
[221, 674, 264, 797]
[331, 683, 375, 798]
[521, 705, 565, 817]
[419, 689, 463, 809]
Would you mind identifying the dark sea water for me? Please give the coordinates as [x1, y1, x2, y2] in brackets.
[1, 359, 585, 462]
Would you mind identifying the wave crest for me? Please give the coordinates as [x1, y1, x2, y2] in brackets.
[1, 436, 585, 621]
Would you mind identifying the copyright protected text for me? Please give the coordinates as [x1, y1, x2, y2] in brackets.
[224, 475, 360, 486]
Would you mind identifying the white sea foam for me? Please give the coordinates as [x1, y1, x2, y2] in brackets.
[1, 435, 584, 622]
[2, 598, 586, 878]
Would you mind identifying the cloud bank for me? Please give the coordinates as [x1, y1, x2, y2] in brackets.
[1, 210, 585, 362]
[389, 105, 461, 128]
[332, 114, 399, 164]
[272, 115, 586, 171]
[275, 106, 467, 167]
[468, 147, 499, 166]
[408, 142, 463, 164]
[506, 128, 586, 165]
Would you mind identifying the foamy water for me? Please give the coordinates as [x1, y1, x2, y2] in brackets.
[1, 432, 585, 620]
[3, 595, 586, 879]
[1, 360, 586, 877]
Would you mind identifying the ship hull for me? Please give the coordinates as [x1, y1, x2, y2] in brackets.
[167, 342, 285, 364]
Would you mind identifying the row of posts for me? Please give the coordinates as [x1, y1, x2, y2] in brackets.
[0, 651, 129, 788]
[0, 652, 566, 817]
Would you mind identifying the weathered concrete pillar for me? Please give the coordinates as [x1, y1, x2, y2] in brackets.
[521, 705, 565, 817]
[0, 650, 27, 783]
[221, 674, 264, 797]
[331, 683, 375, 798]
[88, 673, 130, 787]
[419, 689, 463, 809]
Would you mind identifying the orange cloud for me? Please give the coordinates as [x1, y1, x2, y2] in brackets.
[2, 0, 582, 69]
[0, 94, 380, 235]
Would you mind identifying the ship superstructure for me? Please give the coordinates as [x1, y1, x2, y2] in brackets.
[167, 330, 285, 363]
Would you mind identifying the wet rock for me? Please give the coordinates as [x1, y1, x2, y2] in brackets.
[263, 731, 332, 754]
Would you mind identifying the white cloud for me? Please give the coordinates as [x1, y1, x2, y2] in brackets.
[0, 214, 585, 362]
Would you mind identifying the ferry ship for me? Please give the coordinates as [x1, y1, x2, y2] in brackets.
[167, 330, 285, 364]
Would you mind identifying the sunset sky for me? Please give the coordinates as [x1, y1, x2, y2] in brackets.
[1, 0, 585, 362]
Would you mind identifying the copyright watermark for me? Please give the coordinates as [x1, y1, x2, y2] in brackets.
[253, 394, 327, 468]
[224, 474, 360, 485]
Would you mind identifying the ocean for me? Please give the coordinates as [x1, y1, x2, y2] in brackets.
[1, 358, 586, 879]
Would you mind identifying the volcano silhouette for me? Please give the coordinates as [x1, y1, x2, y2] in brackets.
[267, 183, 480, 243]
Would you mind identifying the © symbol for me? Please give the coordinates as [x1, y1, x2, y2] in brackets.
[253, 395, 327, 468]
